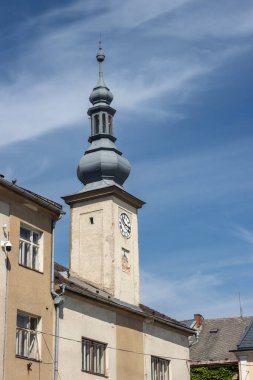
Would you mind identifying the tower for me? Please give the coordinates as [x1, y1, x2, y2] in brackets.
[63, 45, 144, 306]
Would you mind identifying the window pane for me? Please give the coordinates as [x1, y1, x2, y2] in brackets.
[33, 232, 39, 244]
[24, 242, 30, 267]
[151, 357, 169, 380]
[29, 333, 38, 359]
[94, 344, 97, 372]
[30, 317, 38, 331]
[85, 342, 90, 371]
[32, 246, 38, 270]
[17, 314, 29, 328]
[19, 241, 24, 264]
[17, 329, 28, 357]
[100, 346, 104, 374]
[19, 227, 41, 270]
[20, 227, 30, 241]
[16, 313, 39, 360]
[82, 340, 106, 375]
[95, 115, 99, 134]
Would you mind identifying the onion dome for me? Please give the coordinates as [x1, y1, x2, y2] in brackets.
[77, 44, 131, 191]
[77, 138, 131, 190]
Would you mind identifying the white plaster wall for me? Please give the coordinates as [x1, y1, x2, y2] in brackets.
[238, 353, 253, 380]
[58, 295, 117, 380]
[70, 195, 140, 305]
[0, 201, 10, 379]
[143, 323, 190, 380]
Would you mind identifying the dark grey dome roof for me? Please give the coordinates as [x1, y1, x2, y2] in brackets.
[77, 140, 131, 189]
[77, 45, 131, 191]
[89, 84, 113, 105]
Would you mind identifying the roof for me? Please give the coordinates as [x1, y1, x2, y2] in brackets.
[0, 176, 63, 215]
[190, 316, 253, 366]
[237, 320, 253, 351]
[54, 262, 194, 335]
[62, 185, 145, 210]
[181, 319, 195, 328]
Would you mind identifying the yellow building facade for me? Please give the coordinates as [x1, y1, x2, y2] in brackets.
[0, 177, 62, 380]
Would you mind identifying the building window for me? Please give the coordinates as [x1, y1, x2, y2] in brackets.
[82, 338, 106, 375]
[16, 312, 40, 360]
[151, 356, 169, 380]
[102, 113, 106, 133]
[19, 226, 41, 271]
[94, 114, 99, 134]
[108, 116, 112, 135]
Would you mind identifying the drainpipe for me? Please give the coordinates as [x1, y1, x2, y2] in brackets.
[51, 221, 57, 297]
[51, 218, 65, 380]
[53, 286, 65, 380]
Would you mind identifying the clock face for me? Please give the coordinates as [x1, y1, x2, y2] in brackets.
[119, 212, 131, 238]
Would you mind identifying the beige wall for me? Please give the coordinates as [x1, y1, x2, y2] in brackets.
[238, 352, 253, 380]
[116, 312, 144, 380]
[58, 293, 191, 380]
[0, 201, 10, 379]
[70, 195, 140, 305]
[58, 293, 117, 380]
[0, 187, 56, 380]
[144, 322, 190, 380]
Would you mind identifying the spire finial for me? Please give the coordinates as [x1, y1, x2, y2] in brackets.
[89, 42, 113, 105]
[96, 38, 105, 84]
[96, 38, 105, 63]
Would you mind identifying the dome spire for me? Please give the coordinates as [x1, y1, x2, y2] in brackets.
[96, 40, 106, 87]
[77, 45, 131, 191]
[89, 43, 113, 106]
[97, 40, 104, 69]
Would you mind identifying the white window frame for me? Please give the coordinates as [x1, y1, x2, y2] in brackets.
[16, 312, 40, 361]
[19, 225, 42, 272]
[151, 356, 170, 380]
[82, 338, 106, 376]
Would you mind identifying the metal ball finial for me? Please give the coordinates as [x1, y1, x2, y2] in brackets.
[96, 39, 105, 62]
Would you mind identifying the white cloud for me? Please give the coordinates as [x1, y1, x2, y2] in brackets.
[98, 0, 194, 29]
[0, 0, 253, 147]
[140, 270, 222, 319]
[232, 226, 253, 246]
[145, 1, 253, 40]
[140, 269, 253, 320]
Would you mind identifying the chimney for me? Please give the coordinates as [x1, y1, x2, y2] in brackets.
[194, 314, 204, 328]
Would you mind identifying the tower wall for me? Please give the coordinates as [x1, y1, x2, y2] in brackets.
[69, 194, 140, 306]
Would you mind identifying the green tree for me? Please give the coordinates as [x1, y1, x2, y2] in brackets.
[191, 365, 238, 380]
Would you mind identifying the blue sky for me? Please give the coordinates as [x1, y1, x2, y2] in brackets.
[1, 0, 253, 320]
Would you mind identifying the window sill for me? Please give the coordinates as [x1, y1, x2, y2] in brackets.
[82, 370, 108, 378]
[19, 263, 44, 274]
[16, 355, 41, 363]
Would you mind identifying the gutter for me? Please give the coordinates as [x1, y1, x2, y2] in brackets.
[0, 177, 62, 215]
[190, 359, 238, 366]
[50, 220, 65, 380]
[230, 348, 253, 353]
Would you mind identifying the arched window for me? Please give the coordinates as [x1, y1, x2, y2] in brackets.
[102, 113, 106, 133]
[94, 115, 99, 134]
[90, 117, 92, 135]
[108, 116, 113, 135]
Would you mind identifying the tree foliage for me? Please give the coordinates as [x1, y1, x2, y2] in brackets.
[191, 365, 238, 380]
